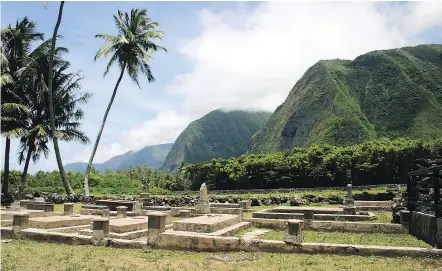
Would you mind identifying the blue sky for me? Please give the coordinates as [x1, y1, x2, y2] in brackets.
[1, 1, 442, 173]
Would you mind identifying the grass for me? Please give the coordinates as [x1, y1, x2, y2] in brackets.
[54, 203, 84, 214]
[370, 211, 392, 223]
[259, 230, 433, 248]
[2, 240, 441, 271]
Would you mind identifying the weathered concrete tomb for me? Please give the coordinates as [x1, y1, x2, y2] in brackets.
[173, 214, 241, 233]
[95, 199, 141, 212]
[252, 206, 376, 222]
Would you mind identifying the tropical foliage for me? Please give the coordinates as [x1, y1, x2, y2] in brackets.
[1, 165, 185, 196]
[1, 16, 90, 198]
[182, 137, 442, 190]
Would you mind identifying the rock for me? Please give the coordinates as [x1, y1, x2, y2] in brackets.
[289, 196, 305, 206]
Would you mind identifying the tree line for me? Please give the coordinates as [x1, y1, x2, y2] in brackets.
[2, 165, 185, 197]
[1, 2, 166, 199]
[181, 137, 442, 190]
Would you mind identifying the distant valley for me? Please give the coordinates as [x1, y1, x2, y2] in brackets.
[64, 143, 173, 172]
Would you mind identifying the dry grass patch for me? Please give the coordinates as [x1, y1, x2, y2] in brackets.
[260, 230, 433, 248]
[1, 240, 441, 271]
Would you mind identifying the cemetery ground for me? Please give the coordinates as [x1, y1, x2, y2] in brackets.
[2, 239, 441, 271]
[3, 184, 441, 271]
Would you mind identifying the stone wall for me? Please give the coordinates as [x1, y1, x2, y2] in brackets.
[409, 211, 441, 248]
[3, 226, 442, 257]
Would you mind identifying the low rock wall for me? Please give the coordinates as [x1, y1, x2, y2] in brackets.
[409, 211, 442, 248]
[2, 226, 441, 257]
[307, 221, 407, 234]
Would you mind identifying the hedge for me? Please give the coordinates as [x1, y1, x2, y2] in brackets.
[181, 137, 442, 190]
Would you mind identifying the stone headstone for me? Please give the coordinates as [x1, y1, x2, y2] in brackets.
[345, 170, 354, 207]
[285, 219, 304, 245]
[142, 176, 149, 194]
[200, 183, 208, 203]
[197, 183, 210, 214]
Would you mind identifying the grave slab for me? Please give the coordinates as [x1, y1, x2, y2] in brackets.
[29, 215, 95, 229]
[1, 210, 46, 220]
[173, 214, 241, 233]
[108, 217, 149, 233]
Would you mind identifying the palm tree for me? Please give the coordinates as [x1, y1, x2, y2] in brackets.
[83, 8, 166, 195]
[17, 43, 90, 198]
[47, 1, 75, 195]
[1, 18, 43, 197]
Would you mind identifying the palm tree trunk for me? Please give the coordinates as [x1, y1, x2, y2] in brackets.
[83, 64, 126, 196]
[19, 146, 33, 200]
[2, 137, 11, 197]
[47, 1, 74, 196]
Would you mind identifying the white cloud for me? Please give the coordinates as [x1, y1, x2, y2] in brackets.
[122, 111, 191, 151]
[165, 2, 442, 118]
[73, 111, 191, 163]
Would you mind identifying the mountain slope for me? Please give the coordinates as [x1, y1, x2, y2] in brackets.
[162, 109, 271, 171]
[251, 44, 442, 153]
[64, 143, 173, 172]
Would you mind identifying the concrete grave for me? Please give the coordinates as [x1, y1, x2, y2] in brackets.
[173, 214, 241, 233]
[109, 217, 148, 233]
[1, 209, 46, 220]
[95, 200, 140, 212]
[254, 206, 375, 222]
[29, 215, 94, 229]
[27, 202, 54, 212]
[354, 201, 393, 211]
[80, 205, 110, 216]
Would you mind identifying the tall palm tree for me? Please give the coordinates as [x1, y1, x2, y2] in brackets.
[47, 1, 75, 195]
[1, 18, 43, 197]
[83, 8, 166, 195]
[17, 44, 90, 198]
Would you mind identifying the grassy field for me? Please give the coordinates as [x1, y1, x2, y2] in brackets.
[1, 240, 440, 271]
[257, 230, 432, 248]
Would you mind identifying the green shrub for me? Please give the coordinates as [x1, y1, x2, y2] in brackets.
[182, 137, 442, 190]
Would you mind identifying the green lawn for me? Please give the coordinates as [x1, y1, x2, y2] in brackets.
[1, 240, 440, 271]
[259, 230, 432, 248]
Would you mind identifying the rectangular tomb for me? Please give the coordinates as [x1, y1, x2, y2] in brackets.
[252, 211, 304, 220]
[95, 200, 139, 211]
[210, 203, 240, 208]
[268, 206, 343, 214]
[143, 206, 171, 211]
[108, 217, 149, 233]
[354, 201, 393, 207]
[1, 210, 46, 220]
[29, 215, 94, 229]
[173, 214, 241, 233]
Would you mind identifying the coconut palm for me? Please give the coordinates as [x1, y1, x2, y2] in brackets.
[46, 1, 76, 196]
[17, 44, 90, 198]
[83, 8, 166, 195]
[1, 17, 43, 197]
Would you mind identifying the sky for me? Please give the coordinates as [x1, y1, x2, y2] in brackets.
[1, 1, 442, 173]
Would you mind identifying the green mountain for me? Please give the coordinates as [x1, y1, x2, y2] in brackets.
[162, 109, 271, 171]
[65, 143, 173, 172]
[251, 44, 442, 153]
